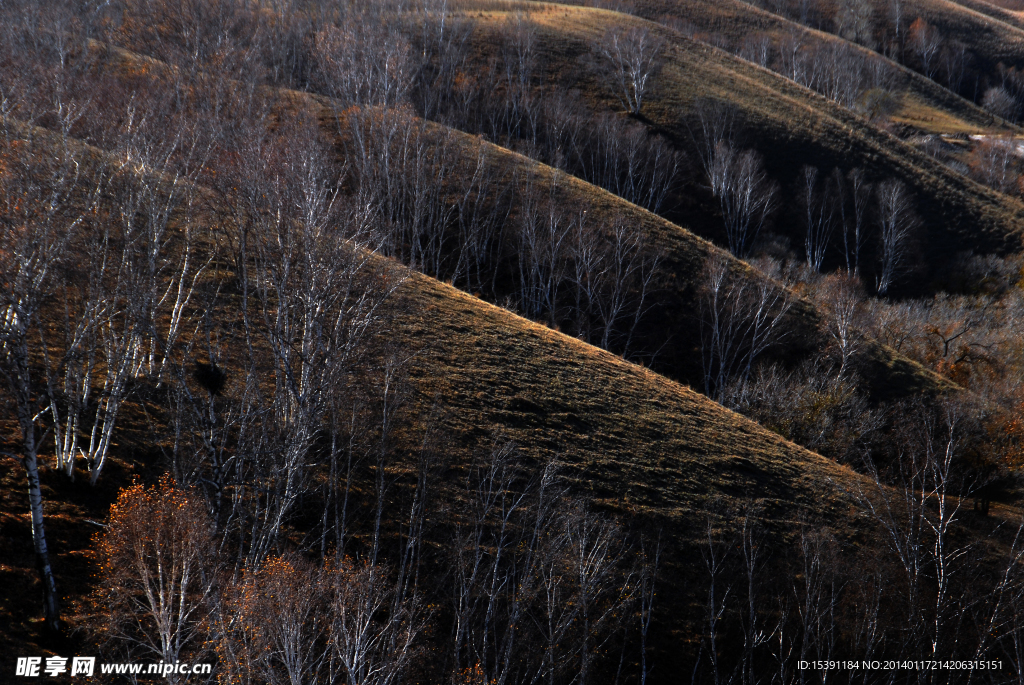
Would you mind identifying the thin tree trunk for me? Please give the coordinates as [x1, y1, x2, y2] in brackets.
[24, 448, 61, 632]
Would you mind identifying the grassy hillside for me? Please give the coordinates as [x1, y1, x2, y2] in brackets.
[0, 118, 872, 672]
[454, 2, 1024, 285]
[918, 0, 1024, 54]
[631, 0, 1011, 134]
[6, 2, 1024, 679]
[84, 39, 952, 406]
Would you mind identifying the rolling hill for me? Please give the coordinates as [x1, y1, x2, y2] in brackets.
[85, 39, 952, 400]
[630, 0, 1013, 134]
[4, 1, 1024, 680]
[0, 116, 871, 675]
[453, 2, 1024, 287]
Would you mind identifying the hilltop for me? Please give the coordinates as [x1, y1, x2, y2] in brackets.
[447, 3, 1024, 287]
[633, 0, 1012, 134]
[4, 1, 1024, 680]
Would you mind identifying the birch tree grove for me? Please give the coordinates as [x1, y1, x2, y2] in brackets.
[11, 0, 1024, 681]
[0, 122, 104, 632]
[447, 445, 640, 685]
[698, 254, 792, 401]
[707, 142, 778, 258]
[210, 109, 404, 571]
[594, 26, 665, 116]
[800, 165, 836, 272]
[875, 179, 917, 295]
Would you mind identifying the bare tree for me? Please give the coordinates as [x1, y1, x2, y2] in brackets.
[739, 34, 772, 68]
[835, 0, 875, 48]
[778, 29, 808, 85]
[592, 216, 661, 355]
[232, 556, 330, 685]
[808, 43, 868, 109]
[697, 512, 733, 685]
[793, 525, 841, 680]
[50, 100, 211, 486]
[413, 1, 473, 123]
[982, 86, 1018, 121]
[942, 41, 969, 95]
[800, 165, 836, 272]
[499, 13, 539, 144]
[0, 121, 104, 632]
[909, 18, 942, 80]
[313, 14, 411, 108]
[919, 401, 976, 656]
[888, 0, 905, 52]
[968, 136, 1021, 195]
[574, 113, 681, 214]
[328, 560, 420, 685]
[699, 254, 792, 401]
[853, 400, 975, 657]
[515, 174, 576, 323]
[814, 272, 863, 375]
[707, 142, 778, 258]
[739, 511, 769, 685]
[211, 108, 403, 571]
[454, 145, 513, 294]
[593, 26, 665, 116]
[979, 517, 1024, 678]
[838, 167, 873, 275]
[637, 535, 660, 685]
[691, 98, 735, 180]
[563, 502, 632, 685]
[875, 179, 917, 295]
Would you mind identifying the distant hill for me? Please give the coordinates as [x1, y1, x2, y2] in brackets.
[632, 0, 1012, 134]
[455, 3, 1024, 289]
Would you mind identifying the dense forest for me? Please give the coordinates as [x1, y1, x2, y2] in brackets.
[5, 0, 1024, 683]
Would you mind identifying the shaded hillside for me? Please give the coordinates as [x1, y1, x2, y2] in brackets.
[630, 0, 1010, 133]
[451, 3, 1024, 290]
[83, 39, 953, 404]
[0, 118, 872, 676]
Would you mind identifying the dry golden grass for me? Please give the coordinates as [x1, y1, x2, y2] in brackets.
[0, 115, 875, 666]
[7, 7, 1024, 674]
[633, 0, 1010, 134]
[0, 40, 1004, 672]
[393, 269, 863, 517]
[82, 39, 954, 404]
[454, 2, 1024, 276]
[890, 90, 999, 132]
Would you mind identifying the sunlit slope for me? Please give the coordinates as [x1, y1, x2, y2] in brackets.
[83, 40, 953, 402]
[0, 119, 873, 671]
[630, 0, 1009, 134]
[926, 0, 1024, 50]
[869, 0, 1024, 72]
[459, 3, 1024, 271]
[396, 270, 860, 514]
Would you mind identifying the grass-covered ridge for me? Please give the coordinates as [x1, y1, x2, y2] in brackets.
[0, 116, 869, 674]
[624, 0, 1013, 134]
[85, 39, 954, 402]
[453, 2, 1024, 278]
[5, 1, 1024, 680]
